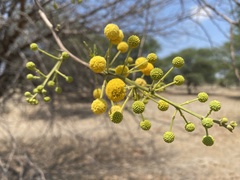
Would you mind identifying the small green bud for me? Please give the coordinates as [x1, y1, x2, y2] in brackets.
[150, 68, 163, 81]
[44, 96, 51, 102]
[30, 43, 38, 51]
[47, 80, 55, 87]
[37, 85, 44, 91]
[62, 52, 70, 59]
[172, 56, 184, 68]
[140, 120, 151, 130]
[33, 88, 39, 93]
[230, 121, 237, 128]
[66, 76, 73, 83]
[127, 35, 140, 49]
[157, 100, 169, 111]
[209, 100, 221, 111]
[201, 117, 214, 129]
[132, 101, 145, 114]
[55, 86, 62, 94]
[26, 62, 36, 70]
[197, 92, 208, 103]
[227, 124, 234, 131]
[42, 89, 47, 95]
[53, 2, 58, 9]
[163, 131, 175, 143]
[202, 135, 214, 146]
[220, 117, 228, 126]
[127, 57, 133, 64]
[185, 122, 195, 132]
[147, 53, 157, 64]
[26, 74, 34, 80]
[24, 91, 32, 97]
[110, 111, 123, 124]
[174, 75, 185, 85]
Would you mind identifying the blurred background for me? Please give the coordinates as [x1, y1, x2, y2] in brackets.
[0, 0, 240, 179]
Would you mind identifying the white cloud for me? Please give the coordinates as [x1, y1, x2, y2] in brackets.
[190, 5, 213, 21]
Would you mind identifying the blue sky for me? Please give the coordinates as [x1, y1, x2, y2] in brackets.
[157, 4, 230, 58]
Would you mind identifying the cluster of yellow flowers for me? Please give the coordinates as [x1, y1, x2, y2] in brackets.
[25, 23, 237, 146]
[88, 23, 237, 146]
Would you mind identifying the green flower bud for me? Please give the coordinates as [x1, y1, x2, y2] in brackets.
[127, 57, 133, 64]
[47, 80, 55, 87]
[66, 76, 73, 83]
[55, 86, 62, 94]
[140, 120, 151, 130]
[230, 121, 237, 128]
[157, 100, 169, 111]
[163, 131, 175, 143]
[201, 117, 214, 129]
[174, 75, 185, 85]
[110, 111, 123, 124]
[209, 100, 221, 111]
[127, 35, 140, 48]
[202, 135, 214, 146]
[185, 122, 195, 132]
[30, 43, 38, 51]
[132, 101, 145, 114]
[33, 88, 39, 93]
[220, 117, 228, 126]
[44, 96, 51, 102]
[37, 85, 44, 91]
[26, 62, 36, 70]
[172, 56, 184, 68]
[26, 74, 34, 80]
[24, 91, 32, 97]
[197, 92, 208, 103]
[42, 89, 47, 95]
[147, 53, 157, 64]
[150, 68, 163, 81]
[62, 52, 70, 59]
[227, 124, 234, 131]
[53, 2, 58, 9]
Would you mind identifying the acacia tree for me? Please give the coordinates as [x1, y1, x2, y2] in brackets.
[195, 0, 240, 83]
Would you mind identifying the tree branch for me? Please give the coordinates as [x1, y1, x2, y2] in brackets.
[34, 0, 89, 68]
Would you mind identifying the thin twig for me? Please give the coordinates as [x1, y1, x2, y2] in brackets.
[34, 0, 89, 68]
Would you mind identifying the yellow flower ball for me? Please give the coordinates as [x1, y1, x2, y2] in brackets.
[147, 53, 158, 64]
[91, 98, 107, 114]
[104, 23, 120, 40]
[135, 78, 147, 87]
[135, 57, 148, 69]
[127, 35, 140, 48]
[93, 88, 101, 99]
[140, 62, 154, 76]
[115, 65, 129, 77]
[105, 78, 126, 102]
[109, 105, 122, 115]
[117, 41, 129, 53]
[89, 56, 106, 73]
[110, 30, 124, 45]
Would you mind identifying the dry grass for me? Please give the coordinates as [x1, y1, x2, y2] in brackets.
[0, 86, 240, 180]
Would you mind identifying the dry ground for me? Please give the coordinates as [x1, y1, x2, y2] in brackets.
[0, 86, 240, 180]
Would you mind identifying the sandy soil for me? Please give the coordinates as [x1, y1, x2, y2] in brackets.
[0, 86, 240, 180]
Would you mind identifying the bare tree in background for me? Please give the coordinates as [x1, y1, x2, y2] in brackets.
[195, 0, 240, 83]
